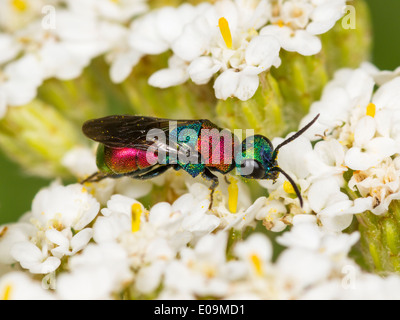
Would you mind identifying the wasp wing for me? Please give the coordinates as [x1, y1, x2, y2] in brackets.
[82, 115, 219, 159]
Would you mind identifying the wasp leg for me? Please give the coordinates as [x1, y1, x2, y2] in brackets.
[201, 168, 219, 210]
[131, 165, 171, 180]
[80, 172, 109, 184]
[224, 176, 231, 185]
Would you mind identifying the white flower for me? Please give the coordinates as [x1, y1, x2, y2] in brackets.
[9, 182, 100, 275]
[0, 34, 21, 65]
[31, 182, 100, 231]
[62, 146, 99, 178]
[260, 24, 321, 56]
[11, 241, 61, 274]
[0, 54, 44, 112]
[307, 177, 371, 232]
[344, 115, 397, 171]
[0, 223, 36, 264]
[255, 199, 288, 232]
[0, 0, 51, 32]
[261, 0, 346, 55]
[129, 4, 200, 55]
[349, 157, 400, 215]
[56, 242, 132, 300]
[93, 194, 142, 244]
[93, 187, 220, 271]
[160, 232, 234, 299]
[0, 272, 54, 300]
[45, 228, 93, 258]
[150, 0, 281, 101]
[273, 215, 361, 299]
[219, 196, 268, 231]
[234, 233, 272, 279]
[148, 55, 189, 88]
[65, 0, 148, 23]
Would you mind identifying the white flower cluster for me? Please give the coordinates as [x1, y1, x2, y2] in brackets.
[0, 0, 148, 117]
[2, 181, 400, 300]
[0, 0, 347, 117]
[260, 64, 400, 232]
[144, 0, 347, 100]
[2, 99, 400, 298]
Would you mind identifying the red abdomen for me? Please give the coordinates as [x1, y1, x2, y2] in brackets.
[104, 146, 157, 174]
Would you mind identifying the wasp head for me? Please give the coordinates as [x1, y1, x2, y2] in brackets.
[236, 135, 278, 180]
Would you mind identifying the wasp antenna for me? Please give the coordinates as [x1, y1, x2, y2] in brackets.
[273, 167, 303, 208]
[272, 114, 320, 160]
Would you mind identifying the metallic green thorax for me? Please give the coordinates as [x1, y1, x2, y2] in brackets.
[96, 144, 113, 175]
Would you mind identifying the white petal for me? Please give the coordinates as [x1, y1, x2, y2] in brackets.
[187, 56, 220, 85]
[11, 242, 43, 266]
[235, 72, 260, 101]
[114, 177, 153, 199]
[46, 229, 69, 249]
[148, 202, 173, 226]
[353, 116, 376, 146]
[110, 50, 142, 84]
[0, 34, 20, 64]
[2, 82, 38, 107]
[148, 67, 189, 88]
[373, 77, 400, 111]
[367, 137, 398, 159]
[245, 35, 281, 70]
[344, 69, 375, 107]
[71, 228, 93, 254]
[261, 25, 321, 56]
[286, 30, 322, 56]
[172, 23, 209, 61]
[129, 14, 169, 55]
[319, 213, 353, 232]
[213, 69, 240, 100]
[29, 257, 61, 274]
[345, 147, 379, 171]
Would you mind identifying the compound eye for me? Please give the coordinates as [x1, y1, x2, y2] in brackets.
[240, 159, 265, 179]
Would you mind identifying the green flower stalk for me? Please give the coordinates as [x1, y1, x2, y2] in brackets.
[358, 202, 400, 274]
[0, 101, 82, 178]
[216, 73, 285, 137]
[37, 59, 125, 126]
[321, 0, 372, 76]
[121, 54, 216, 120]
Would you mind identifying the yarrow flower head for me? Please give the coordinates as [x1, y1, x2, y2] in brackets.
[97, 0, 350, 103]
[259, 65, 400, 234]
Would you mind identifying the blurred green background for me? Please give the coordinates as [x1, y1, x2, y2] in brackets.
[0, 0, 400, 224]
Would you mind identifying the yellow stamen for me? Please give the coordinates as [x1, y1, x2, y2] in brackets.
[12, 0, 27, 12]
[1, 284, 12, 300]
[250, 253, 263, 277]
[366, 102, 376, 118]
[218, 17, 232, 49]
[228, 177, 238, 213]
[283, 180, 295, 195]
[0, 226, 8, 238]
[131, 203, 142, 233]
[276, 19, 285, 28]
